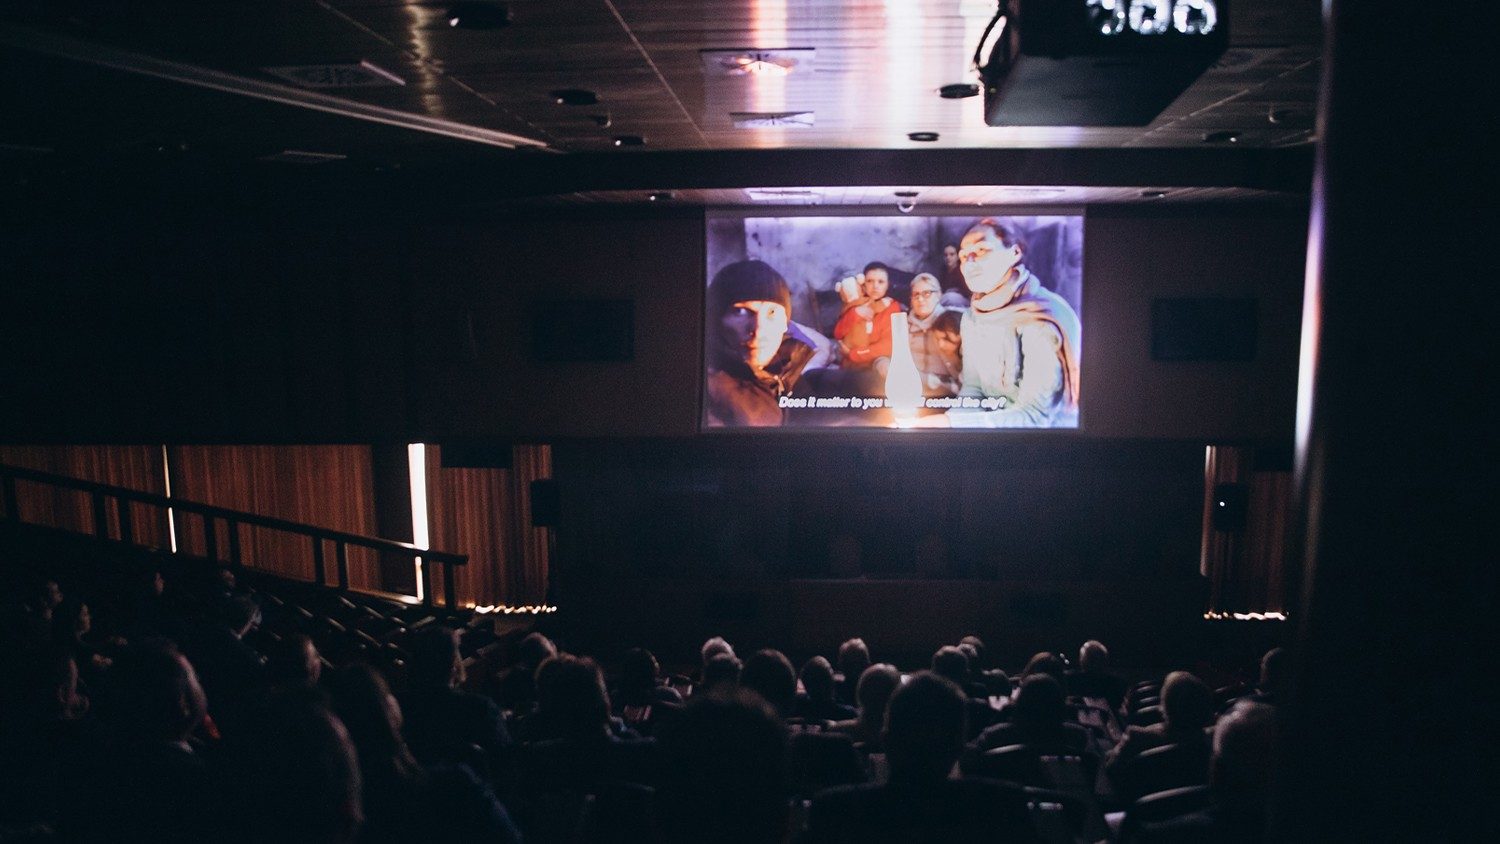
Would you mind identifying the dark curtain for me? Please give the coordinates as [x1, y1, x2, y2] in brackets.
[1201, 445, 1290, 615]
[424, 444, 552, 607]
[167, 445, 381, 590]
[0, 445, 171, 548]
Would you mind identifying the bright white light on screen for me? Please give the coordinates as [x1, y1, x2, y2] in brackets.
[407, 443, 429, 601]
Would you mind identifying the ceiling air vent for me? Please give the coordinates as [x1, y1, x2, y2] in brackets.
[744, 188, 821, 205]
[731, 111, 814, 129]
[257, 150, 349, 165]
[261, 60, 406, 89]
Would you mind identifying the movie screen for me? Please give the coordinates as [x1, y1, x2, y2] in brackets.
[704, 212, 1084, 429]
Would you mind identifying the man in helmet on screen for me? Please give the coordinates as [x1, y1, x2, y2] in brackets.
[942, 218, 1081, 428]
[704, 260, 816, 427]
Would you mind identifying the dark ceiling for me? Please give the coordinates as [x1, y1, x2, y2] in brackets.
[1, 1, 1322, 205]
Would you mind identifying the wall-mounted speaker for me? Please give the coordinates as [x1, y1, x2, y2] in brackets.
[529, 478, 560, 527]
[1151, 298, 1258, 361]
[1211, 482, 1249, 532]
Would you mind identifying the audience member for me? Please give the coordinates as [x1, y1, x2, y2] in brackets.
[496, 630, 556, 713]
[1136, 701, 1277, 843]
[64, 640, 221, 843]
[700, 651, 743, 695]
[400, 626, 511, 773]
[1067, 639, 1129, 710]
[656, 688, 789, 844]
[807, 672, 1037, 843]
[1020, 650, 1068, 683]
[225, 690, 364, 844]
[834, 637, 871, 707]
[1105, 670, 1215, 800]
[611, 646, 683, 735]
[971, 673, 1091, 757]
[931, 644, 1000, 737]
[266, 631, 323, 691]
[740, 648, 798, 717]
[828, 663, 901, 750]
[180, 595, 265, 737]
[515, 655, 656, 792]
[329, 664, 521, 844]
[796, 655, 857, 723]
[1250, 647, 1288, 706]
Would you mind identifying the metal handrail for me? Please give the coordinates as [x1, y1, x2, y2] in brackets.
[0, 463, 466, 608]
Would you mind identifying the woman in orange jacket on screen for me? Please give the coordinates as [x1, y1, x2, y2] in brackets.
[833, 261, 903, 377]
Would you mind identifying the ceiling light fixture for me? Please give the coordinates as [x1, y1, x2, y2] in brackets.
[648, 191, 675, 202]
[1202, 130, 1241, 144]
[895, 191, 919, 214]
[447, 2, 512, 29]
[1140, 189, 1169, 199]
[550, 88, 598, 106]
[612, 135, 645, 147]
[938, 83, 981, 99]
[701, 49, 815, 77]
[907, 131, 940, 142]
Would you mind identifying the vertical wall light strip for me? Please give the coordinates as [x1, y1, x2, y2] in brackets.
[407, 443, 430, 602]
[161, 444, 178, 553]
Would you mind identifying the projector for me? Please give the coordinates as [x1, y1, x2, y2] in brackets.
[981, 0, 1229, 126]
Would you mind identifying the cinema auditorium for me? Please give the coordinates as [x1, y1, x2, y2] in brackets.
[1, 1, 1491, 841]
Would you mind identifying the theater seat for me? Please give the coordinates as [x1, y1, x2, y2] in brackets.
[788, 732, 866, 798]
[1116, 741, 1210, 803]
[1119, 784, 1213, 842]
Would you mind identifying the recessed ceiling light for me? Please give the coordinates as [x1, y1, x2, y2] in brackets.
[1140, 189, 1169, 199]
[701, 49, 815, 77]
[550, 88, 598, 106]
[447, 2, 512, 29]
[894, 191, 919, 198]
[612, 135, 645, 147]
[745, 188, 821, 204]
[589, 114, 612, 128]
[648, 191, 675, 202]
[1202, 130, 1242, 144]
[731, 111, 815, 129]
[908, 131, 940, 142]
[938, 83, 981, 99]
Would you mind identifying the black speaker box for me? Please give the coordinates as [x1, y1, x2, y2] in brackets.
[529, 478, 560, 527]
[1211, 482, 1249, 532]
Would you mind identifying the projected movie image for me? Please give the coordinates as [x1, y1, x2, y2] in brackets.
[704, 213, 1083, 429]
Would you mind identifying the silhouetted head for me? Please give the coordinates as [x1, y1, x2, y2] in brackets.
[884, 672, 968, 784]
[267, 633, 322, 689]
[1021, 651, 1067, 683]
[1079, 640, 1110, 673]
[109, 639, 207, 743]
[1259, 647, 1288, 695]
[959, 635, 987, 667]
[221, 595, 261, 638]
[855, 663, 902, 725]
[328, 663, 420, 788]
[1161, 670, 1215, 731]
[800, 656, 836, 704]
[701, 652, 742, 693]
[1012, 673, 1067, 729]
[617, 646, 661, 698]
[740, 649, 797, 716]
[836, 637, 871, 682]
[235, 692, 363, 844]
[931, 645, 971, 688]
[1212, 700, 1278, 814]
[701, 636, 736, 667]
[408, 626, 464, 689]
[656, 689, 788, 844]
[537, 655, 612, 738]
[518, 631, 558, 669]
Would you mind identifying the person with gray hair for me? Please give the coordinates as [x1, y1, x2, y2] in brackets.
[905, 272, 964, 398]
[1134, 700, 1278, 842]
[1067, 638, 1128, 709]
